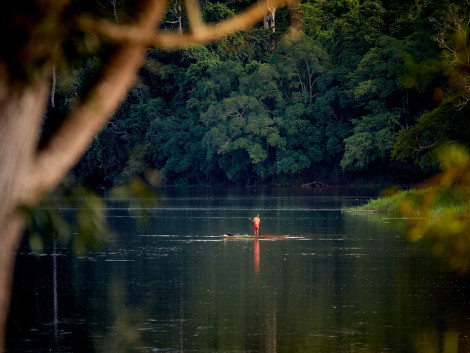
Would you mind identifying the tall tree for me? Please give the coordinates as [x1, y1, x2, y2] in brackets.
[392, 0, 470, 165]
[341, 36, 408, 171]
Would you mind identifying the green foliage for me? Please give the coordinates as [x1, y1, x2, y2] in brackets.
[391, 0, 470, 169]
[392, 102, 470, 164]
[19, 186, 112, 254]
[272, 33, 329, 102]
[275, 150, 311, 174]
[340, 36, 409, 171]
[203, 2, 236, 23]
[399, 52, 443, 93]
[46, 0, 470, 187]
[21, 177, 160, 255]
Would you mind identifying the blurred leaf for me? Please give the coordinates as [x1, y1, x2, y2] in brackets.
[29, 233, 44, 254]
[379, 185, 401, 198]
[436, 144, 469, 170]
[443, 329, 459, 353]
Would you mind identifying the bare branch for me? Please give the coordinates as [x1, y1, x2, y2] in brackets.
[415, 136, 439, 152]
[78, 0, 298, 49]
[329, 106, 341, 122]
[294, 66, 306, 93]
[50, 63, 56, 108]
[166, 0, 183, 34]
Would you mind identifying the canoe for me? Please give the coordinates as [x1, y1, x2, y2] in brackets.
[221, 234, 289, 239]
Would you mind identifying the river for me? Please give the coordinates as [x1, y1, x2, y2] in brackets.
[6, 187, 470, 352]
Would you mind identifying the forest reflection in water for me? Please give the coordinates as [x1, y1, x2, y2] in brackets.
[6, 187, 470, 353]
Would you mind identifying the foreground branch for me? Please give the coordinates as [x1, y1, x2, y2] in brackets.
[78, 0, 298, 49]
[28, 0, 168, 201]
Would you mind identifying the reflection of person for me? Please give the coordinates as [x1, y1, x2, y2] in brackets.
[249, 214, 261, 236]
[254, 238, 260, 274]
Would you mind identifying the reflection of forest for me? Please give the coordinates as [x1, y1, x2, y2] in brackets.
[7, 210, 470, 352]
[178, 215, 470, 352]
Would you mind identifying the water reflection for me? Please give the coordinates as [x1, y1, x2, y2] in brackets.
[6, 187, 470, 352]
[254, 238, 260, 275]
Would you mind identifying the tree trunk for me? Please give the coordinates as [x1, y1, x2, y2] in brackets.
[0, 2, 165, 350]
[270, 8, 275, 33]
[263, 13, 270, 29]
[0, 82, 48, 351]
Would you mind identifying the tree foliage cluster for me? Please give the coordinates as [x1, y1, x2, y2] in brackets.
[48, 0, 470, 187]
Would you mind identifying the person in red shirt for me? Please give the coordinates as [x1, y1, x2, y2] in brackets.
[249, 214, 261, 236]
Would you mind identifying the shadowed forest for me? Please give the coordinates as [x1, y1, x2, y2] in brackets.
[45, 0, 470, 188]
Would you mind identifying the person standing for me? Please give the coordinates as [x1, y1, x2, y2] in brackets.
[249, 214, 261, 236]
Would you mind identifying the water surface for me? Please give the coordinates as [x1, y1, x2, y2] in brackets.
[7, 187, 470, 352]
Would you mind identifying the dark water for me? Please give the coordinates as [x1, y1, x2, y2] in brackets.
[6, 187, 470, 352]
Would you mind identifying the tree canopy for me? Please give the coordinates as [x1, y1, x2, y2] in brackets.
[53, 0, 470, 188]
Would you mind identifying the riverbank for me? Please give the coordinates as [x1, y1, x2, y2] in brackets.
[351, 186, 470, 218]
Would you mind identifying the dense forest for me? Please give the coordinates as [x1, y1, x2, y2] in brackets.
[46, 0, 470, 187]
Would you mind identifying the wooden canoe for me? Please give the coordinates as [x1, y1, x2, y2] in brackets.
[221, 234, 289, 239]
